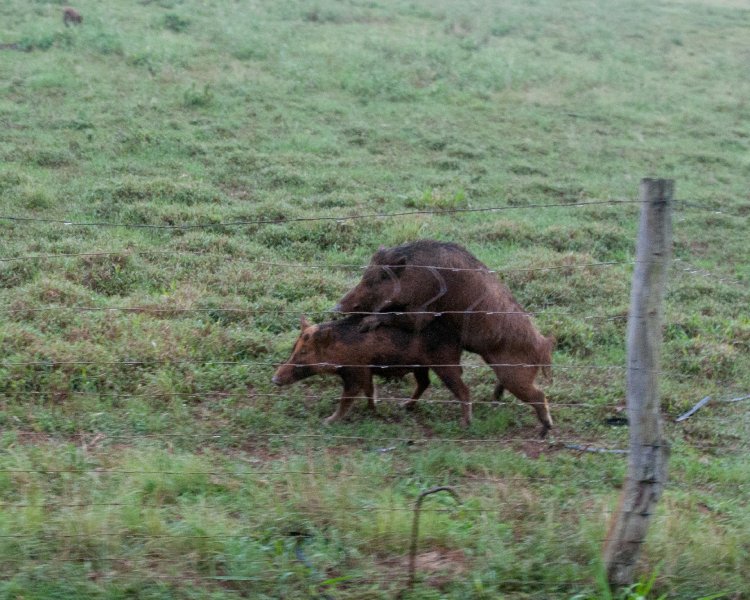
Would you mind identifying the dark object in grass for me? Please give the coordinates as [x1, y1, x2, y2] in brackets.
[63, 7, 83, 26]
[272, 315, 471, 426]
[334, 239, 554, 437]
[289, 532, 336, 600]
[605, 416, 629, 427]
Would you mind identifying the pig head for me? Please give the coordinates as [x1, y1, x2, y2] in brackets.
[272, 316, 334, 385]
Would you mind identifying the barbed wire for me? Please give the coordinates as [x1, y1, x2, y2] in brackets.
[0, 569, 591, 591]
[0, 473, 729, 500]
[1, 198, 745, 231]
[0, 253, 743, 301]
[0, 475, 618, 504]
[9, 387, 748, 410]
[0, 563, 587, 587]
[0, 525, 691, 543]
[0, 199, 644, 230]
[1, 429, 744, 452]
[673, 258, 748, 289]
[0, 305, 630, 323]
[674, 200, 749, 218]
[0, 466, 619, 478]
[0, 390, 612, 408]
[0, 500, 620, 515]
[0, 249, 633, 271]
[0, 495, 702, 512]
[0, 433, 610, 446]
[0, 559, 591, 589]
[0, 429, 621, 445]
[0, 357, 625, 369]
[2, 197, 747, 590]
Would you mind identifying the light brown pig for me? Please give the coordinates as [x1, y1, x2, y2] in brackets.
[272, 315, 471, 426]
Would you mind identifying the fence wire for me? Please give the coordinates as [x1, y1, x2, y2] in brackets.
[0, 198, 644, 230]
[1, 198, 746, 230]
[2, 195, 748, 595]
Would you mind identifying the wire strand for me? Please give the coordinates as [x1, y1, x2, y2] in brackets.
[0, 358, 626, 370]
[0, 199, 643, 230]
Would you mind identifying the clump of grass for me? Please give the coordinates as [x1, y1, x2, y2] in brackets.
[182, 83, 214, 108]
[24, 148, 75, 168]
[85, 31, 123, 56]
[406, 188, 469, 210]
[162, 13, 191, 33]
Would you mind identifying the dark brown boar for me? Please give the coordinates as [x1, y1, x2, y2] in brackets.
[334, 239, 554, 436]
[272, 315, 471, 426]
[63, 7, 83, 26]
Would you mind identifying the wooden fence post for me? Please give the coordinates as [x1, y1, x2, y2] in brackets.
[603, 178, 673, 587]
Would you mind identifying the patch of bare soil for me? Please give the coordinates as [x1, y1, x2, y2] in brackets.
[412, 549, 468, 576]
[379, 548, 469, 590]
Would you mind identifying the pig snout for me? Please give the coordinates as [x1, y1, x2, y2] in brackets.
[272, 365, 294, 386]
[334, 298, 360, 312]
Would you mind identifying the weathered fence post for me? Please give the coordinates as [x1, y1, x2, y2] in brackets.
[603, 179, 673, 587]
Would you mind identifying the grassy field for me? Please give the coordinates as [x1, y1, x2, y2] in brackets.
[1, 0, 749, 598]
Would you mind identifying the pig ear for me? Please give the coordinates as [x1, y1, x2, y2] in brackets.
[300, 315, 311, 331]
[392, 254, 408, 273]
[372, 245, 388, 262]
[316, 327, 333, 345]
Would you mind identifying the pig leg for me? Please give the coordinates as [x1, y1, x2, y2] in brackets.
[493, 382, 505, 402]
[363, 375, 377, 412]
[323, 369, 364, 425]
[326, 369, 368, 424]
[511, 382, 553, 438]
[489, 363, 553, 437]
[402, 368, 430, 411]
[324, 393, 356, 424]
[431, 366, 472, 427]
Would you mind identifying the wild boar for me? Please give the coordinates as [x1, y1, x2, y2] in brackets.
[272, 315, 471, 426]
[334, 239, 554, 436]
[63, 7, 83, 26]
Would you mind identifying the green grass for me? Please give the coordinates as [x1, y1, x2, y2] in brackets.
[1, 0, 749, 597]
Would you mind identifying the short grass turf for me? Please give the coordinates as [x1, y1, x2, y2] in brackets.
[1, 0, 749, 598]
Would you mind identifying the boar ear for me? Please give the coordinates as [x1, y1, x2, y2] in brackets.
[372, 245, 388, 262]
[316, 327, 333, 345]
[300, 315, 311, 331]
[392, 254, 408, 273]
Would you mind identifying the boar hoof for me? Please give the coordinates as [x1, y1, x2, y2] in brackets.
[323, 414, 340, 425]
[539, 424, 551, 439]
[401, 400, 417, 411]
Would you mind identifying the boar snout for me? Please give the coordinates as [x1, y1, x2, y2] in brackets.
[335, 298, 361, 313]
[272, 366, 294, 386]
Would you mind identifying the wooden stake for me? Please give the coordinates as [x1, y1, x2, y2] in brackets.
[603, 179, 673, 587]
